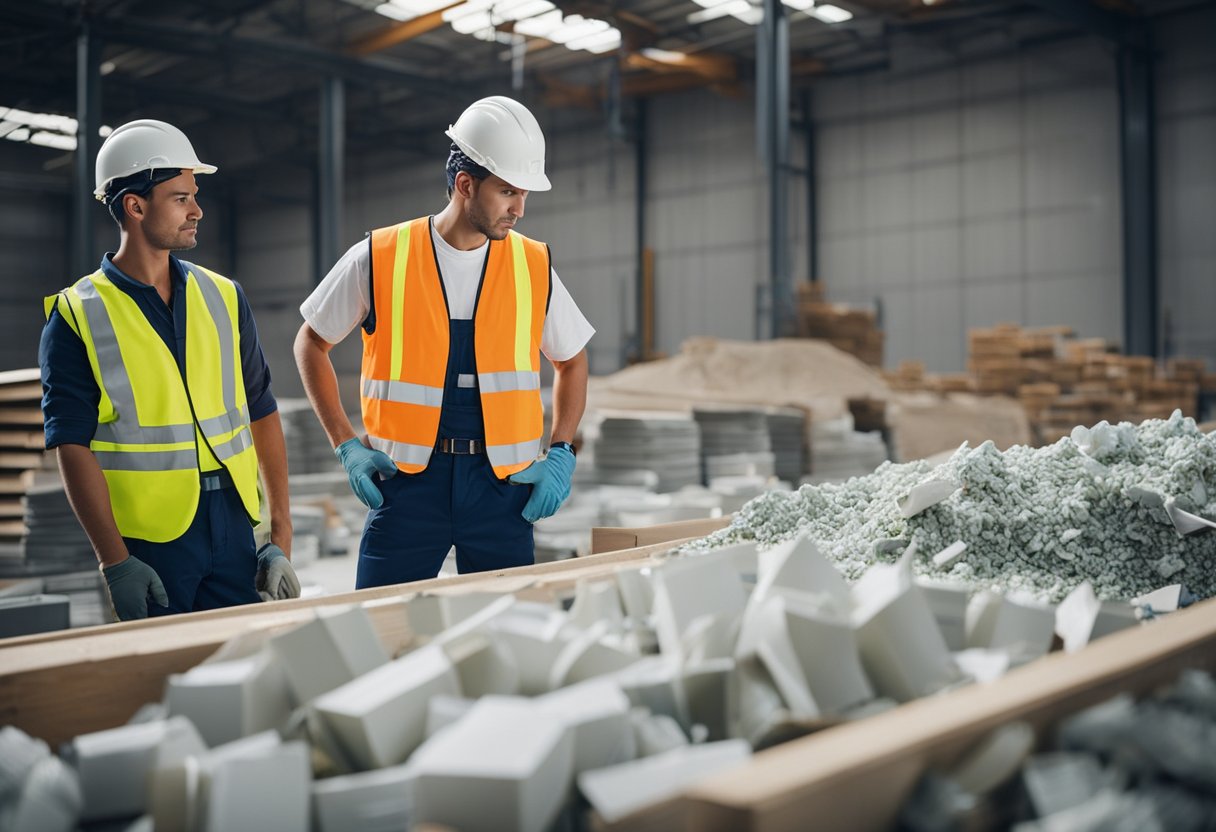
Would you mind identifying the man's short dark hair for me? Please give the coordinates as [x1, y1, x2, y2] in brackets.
[445, 143, 490, 200]
[103, 168, 182, 227]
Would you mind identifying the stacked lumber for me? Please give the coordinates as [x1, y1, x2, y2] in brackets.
[0, 370, 46, 553]
[888, 325, 1212, 445]
[793, 282, 884, 367]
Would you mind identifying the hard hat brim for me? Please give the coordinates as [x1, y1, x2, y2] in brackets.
[92, 161, 218, 201]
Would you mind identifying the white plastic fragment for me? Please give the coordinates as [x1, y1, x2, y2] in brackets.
[898, 478, 959, 518]
[202, 737, 311, 832]
[441, 630, 520, 697]
[577, 740, 751, 824]
[650, 549, 747, 664]
[851, 559, 960, 702]
[267, 605, 390, 703]
[1164, 497, 1216, 535]
[607, 656, 685, 724]
[424, 695, 476, 740]
[438, 591, 508, 630]
[916, 579, 971, 651]
[754, 532, 851, 613]
[615, 564, 656, 620]
[311, 763, 417, 832]
[1130, 584, 1190, 616]
[965, 591, 1056, 661]
[165, 651, 294, 747]
[537, 680, 635, 774]
[488, 604, 569, 695]
[71, 716, 206, 822]
[410, 697, 574, 832]
[548, 623, 639, 690]
[630, 710, 689, 757]
[1055, 582, 1139, 653]
[312, 644, 461, 770]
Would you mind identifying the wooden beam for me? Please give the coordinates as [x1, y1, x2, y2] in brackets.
[624, 49, 737, 83]
[349, 2, 465, 56]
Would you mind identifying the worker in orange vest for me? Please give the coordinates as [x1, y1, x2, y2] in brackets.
[295, 97, 593, 588]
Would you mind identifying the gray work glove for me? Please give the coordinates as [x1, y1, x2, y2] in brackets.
[256, 543, 301, 602]
[102, 555, 169, 621]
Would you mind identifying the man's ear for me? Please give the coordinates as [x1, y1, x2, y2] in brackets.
[455, 171, 478, 200]
[123, 193, 144, 223]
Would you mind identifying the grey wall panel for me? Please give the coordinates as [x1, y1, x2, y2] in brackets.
[1157, 6, 1216, 367]
[814, 37, 1122, 371]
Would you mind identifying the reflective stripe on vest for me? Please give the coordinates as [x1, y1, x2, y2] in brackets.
[361, 217, 550, 479]
[47, 267, 262, 541]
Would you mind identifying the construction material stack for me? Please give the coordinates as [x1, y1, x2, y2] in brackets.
[793, 282, 884, 367]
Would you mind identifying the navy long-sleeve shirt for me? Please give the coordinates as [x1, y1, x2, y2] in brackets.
[40, 253, 278, 449]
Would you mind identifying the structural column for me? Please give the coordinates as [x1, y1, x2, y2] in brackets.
[74, 22, 101, 277]
[1118, 40, 1157, 357]
[317, 76, 345, 282]
[757, 0, 791, 339]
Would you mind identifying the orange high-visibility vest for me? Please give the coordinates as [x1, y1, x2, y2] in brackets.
[361, 216, 551, 480]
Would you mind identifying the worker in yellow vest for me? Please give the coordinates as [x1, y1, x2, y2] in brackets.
[296, 96, 593, 588]
[39, 119, 298, 621]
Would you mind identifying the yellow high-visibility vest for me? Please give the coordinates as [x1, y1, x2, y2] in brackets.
[44, 264, 261, 542]
[361, 216, 550, 480]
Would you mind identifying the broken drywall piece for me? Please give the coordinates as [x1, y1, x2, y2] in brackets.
[711, 540, 761, 579]
[312, 644, 461, 770]
[681, 658, 735, 742]
[916, 579, 971, 652]
[404, 594, 445, 637]
[781, 594, 874, 716]
[425, 695, 476, 740]
[607, 656, 686, 725]
[490, 616, 569, 696]
[165, 651, 294, 747]
[965, 591, 1056, 661]
[548, 623, 639, 690]
[651, 549, 747, 664]
[431, 594, 517, 648]
[567, 579, 625, 631]
[410, 697, 574, 832]
[5, 751, 81, 832]
[615, 564, 656, 621]
[1164, 496, 1216, 535]
[931, 541, 967, 568]
[203, 739, 310, 832]
[630, 710, 689, 757]
[898, 478, 959, 518]
[681, 612, 742, 666]
[953, 648, 1013, 684]
[441, 630, 520, 698]
[267, 605, 390, 704]
[537, 680, 635, 775]
[70, 716, 206, 822]
[577, 740, 751, 824]
[1131, 584, 1195, 619]
[754, 531, 851, 614]
[1055, 582, 1140, 653]
[852, 559, 960, 702]
[727, 657, 792, 746]
[437, 592, 507, 631]
[311, 763, 417, 832]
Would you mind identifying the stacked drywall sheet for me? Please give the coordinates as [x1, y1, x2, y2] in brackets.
[693, 408, 774, 485]
[766, 409, 809, 485]
[591, 414, 702, 493]
[803, 417, 888, 483]
[4, 517, 1199, 831]
[278, 398, 343, 476]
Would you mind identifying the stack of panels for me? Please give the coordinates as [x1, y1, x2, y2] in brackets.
[0, 369, 47, 556]
[805, 425, 888, 484]
[593, 416, 702, 494]
[42, 570, 109, 627]
[765, 410, 809, 485]
[21, 484, 94, 574]
[279, 398, 343, 476]
[693, 409, 772, 486]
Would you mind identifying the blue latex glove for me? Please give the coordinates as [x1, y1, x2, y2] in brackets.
[102, 555, 169, 621]
[256, 543, 301, 601]
[509, 445, 576, 523]
[335, 437, 398, 509]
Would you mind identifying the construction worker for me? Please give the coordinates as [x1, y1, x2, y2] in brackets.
[39, 119, 299, 621]
[296, 96, 593, 588]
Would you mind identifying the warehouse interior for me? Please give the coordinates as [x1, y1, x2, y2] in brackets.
[2, 0, 1216, 830]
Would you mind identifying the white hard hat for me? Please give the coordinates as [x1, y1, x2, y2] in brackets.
[94, 119, 217, 201]
[445, 96, 551, 193]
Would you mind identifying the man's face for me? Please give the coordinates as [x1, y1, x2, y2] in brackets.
[129, 170, 203, 251]
[465, 174, 528, 241]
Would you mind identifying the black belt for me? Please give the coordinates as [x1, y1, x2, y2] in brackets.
[436, 438, 484, 455]
[200, 469, 235, 491]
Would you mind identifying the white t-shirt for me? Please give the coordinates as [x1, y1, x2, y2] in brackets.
[300, 224, 595, 362]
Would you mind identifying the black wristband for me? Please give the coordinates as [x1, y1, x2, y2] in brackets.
[549, 440, 576, 456]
